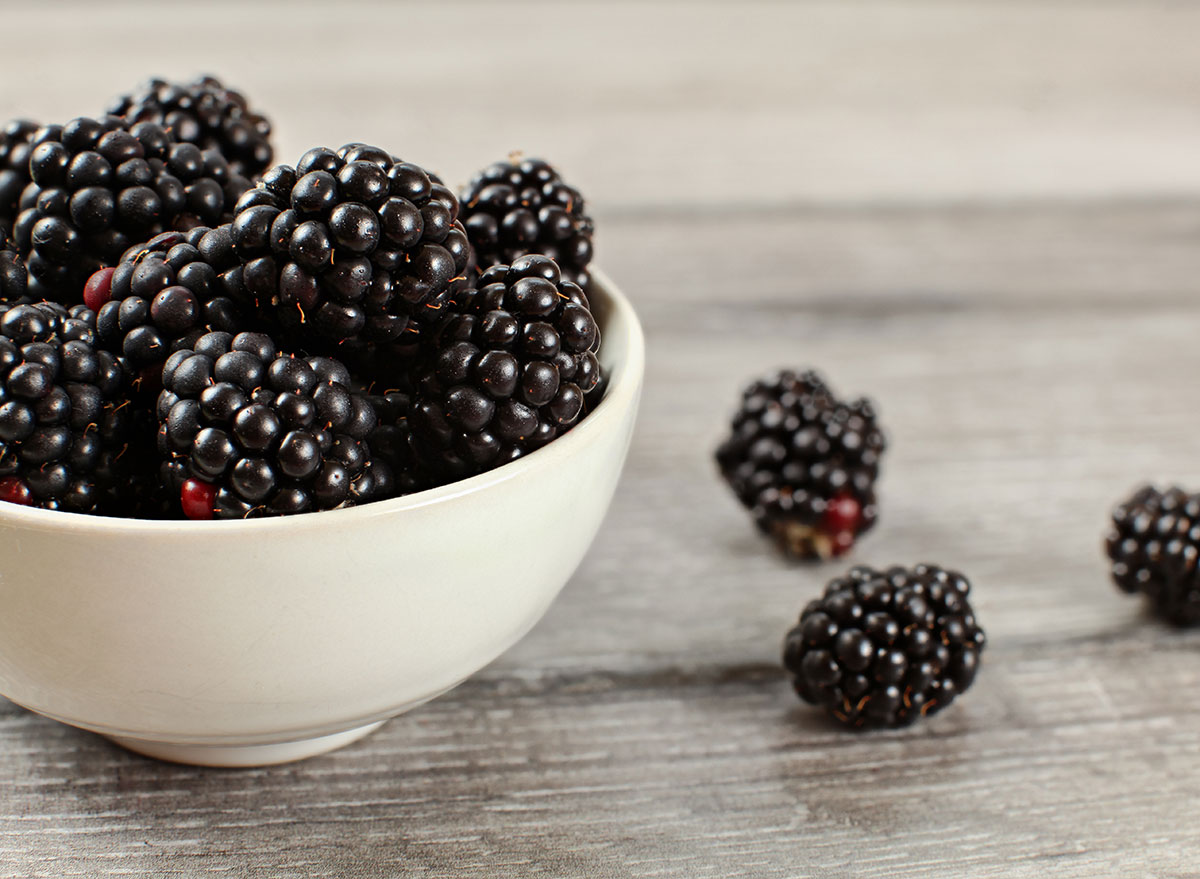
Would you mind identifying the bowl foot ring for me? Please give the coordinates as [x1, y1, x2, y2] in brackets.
[104, 720, 387, 767]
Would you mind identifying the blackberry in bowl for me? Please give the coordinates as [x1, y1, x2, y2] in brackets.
[156, 330, 390, 519]
[11, 116, 249, 304]
[0, 300, 133, 513]
[226, 143, 470, 363]
[459, 157, 594, 290]
[410, 254, 602, 480]
[0, 269, 642, 766]
[108, 76, 274, 179]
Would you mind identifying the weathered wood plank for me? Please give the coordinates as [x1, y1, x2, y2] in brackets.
[5, 2, 1200, 207]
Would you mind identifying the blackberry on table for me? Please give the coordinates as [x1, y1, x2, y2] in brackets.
[459, 157, 594, 290]
[227, 143, 470, 364]
[108, 76, 274, 179]
[1106, 484, 1200, 625]
[0, 300, 134, 513]
[409, 255, 603, 480]
[716, 370, 885, 560]
[783, 563, 986, 729]
[89, 226, 247, 384]
[0, 119, 38, 236]
[12, 116, 250, 304]
[156, 330, 392, 519]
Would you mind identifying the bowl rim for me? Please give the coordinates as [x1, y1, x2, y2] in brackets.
[0, 267, 645, 535]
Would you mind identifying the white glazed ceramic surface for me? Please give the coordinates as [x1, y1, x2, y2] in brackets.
[0, 269, 643, 766]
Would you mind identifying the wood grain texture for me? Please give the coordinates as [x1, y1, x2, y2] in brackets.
[4, 2, 1200, 877]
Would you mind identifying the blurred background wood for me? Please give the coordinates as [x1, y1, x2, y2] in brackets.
[2, 1, 1199, 876]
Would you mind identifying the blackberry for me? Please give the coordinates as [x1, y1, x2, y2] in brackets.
[1106, 485, 1200, 625]
[108, 76, 274, 179]
[409, 255, 603, 479]
[0, 120, 38, 236]
[89, 226, 246, 382]
[12, 116, 250, 304]
[366, 389, 427, 494]
[157, 330, 392, 519]
[227, 144, 470, 362]
[716, 370, 885, 560]
[459, 157, 594, 289]
[783, 564, 986, 729]
[0, 245, 28, 302]
[0, 300, 134, 513]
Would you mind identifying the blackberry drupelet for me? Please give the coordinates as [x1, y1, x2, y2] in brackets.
[89, 226, 246, 383]
[1106, 485, 1200, 625]
[459, 157, 594, 289]
[0, 300, 134, 513]
[783, 564, 986, 729]
[108, 76, 274, 179]
[227, 143, 470, 363]
[0, 119, 38, 235]
[156, 330, 392, 519]
[716, 370, 885, 560]
[12, 116, 250, 304]
[409, 255, 603, 479]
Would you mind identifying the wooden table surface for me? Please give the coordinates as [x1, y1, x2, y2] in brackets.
[4, 2, 1200, 876]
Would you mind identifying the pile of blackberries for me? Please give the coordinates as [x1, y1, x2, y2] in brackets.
[0, 76, 601, 520]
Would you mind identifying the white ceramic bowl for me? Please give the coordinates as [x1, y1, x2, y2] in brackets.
[0, 269, 643, 767]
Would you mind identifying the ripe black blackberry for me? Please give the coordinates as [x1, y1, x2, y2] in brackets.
[783, 564, 986, 729]
[227, 143, 470, 362]
[108, 76, 274, 179]
[716, 370, 885, 560]
[366, 389, 428, 494]
[409, 255, 603, 479]
[157, 330, 392, 519]
[0, 119, 38, 235]
[459, 157, 594, 289]
[1106, 485, 1200, 625]
[11, 116, 250, 304]
[0, 300, 134, 513]
[89, 225, 247, 384]
[0, 245, 27, 302]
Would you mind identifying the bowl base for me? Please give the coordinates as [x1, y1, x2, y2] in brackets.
[104, 720, 387, 767]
